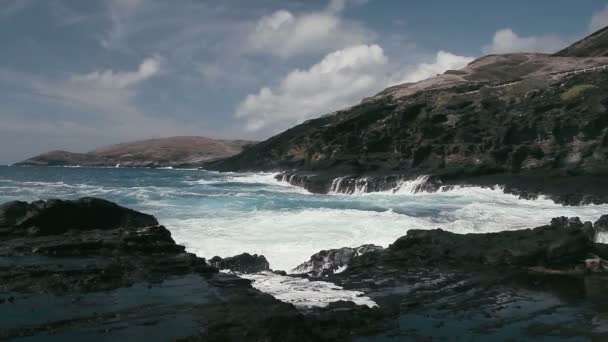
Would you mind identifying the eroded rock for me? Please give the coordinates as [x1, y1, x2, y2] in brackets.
[293, 244, 384, 277]
[209, 253, 270, 274]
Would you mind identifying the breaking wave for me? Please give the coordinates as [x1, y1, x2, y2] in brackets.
[234, 271, 377, 309]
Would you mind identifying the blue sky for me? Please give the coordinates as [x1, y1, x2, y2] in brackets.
[1, 0, 608, 163]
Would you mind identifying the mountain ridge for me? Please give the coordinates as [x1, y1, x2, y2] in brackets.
[17, 136, 255, 168]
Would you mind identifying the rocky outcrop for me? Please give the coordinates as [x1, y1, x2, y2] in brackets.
[16, 136, 255, 168]
[0, 198, 338, 341]
[5, 197, 608, 340]
[293, 244, 383, 277]
[321, 216, 608, 279]
[1, 198, 158, 236]
[292, 216, 608, 339]
[208, 29, 608, 204]
[209, 253, 271, 274]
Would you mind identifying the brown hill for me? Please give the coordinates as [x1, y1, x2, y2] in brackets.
[17, 136, 255, 168]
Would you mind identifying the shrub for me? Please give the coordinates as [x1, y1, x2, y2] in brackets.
[561, 84, 598, 101]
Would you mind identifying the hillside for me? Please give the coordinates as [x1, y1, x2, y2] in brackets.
[555, 26, 608, 57]
[17, 136, 255, 168]
[207, 27, 608, 204]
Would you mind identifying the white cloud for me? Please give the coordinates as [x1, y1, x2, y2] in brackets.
[393, 51, 474, 84]
[0, 57, 202, 154]
[590, 5, 608, 33]
[483, 28, 566, 54]
[236, 44, 388, 131]
[0, 57, 163, 125]
[70, 56, 160, 89]
[248, 1, 374, 58]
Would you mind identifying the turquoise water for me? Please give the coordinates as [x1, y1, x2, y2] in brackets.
[2, 165, 607, 271]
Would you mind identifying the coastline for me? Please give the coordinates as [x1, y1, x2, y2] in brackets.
[3, 197, 608, 340]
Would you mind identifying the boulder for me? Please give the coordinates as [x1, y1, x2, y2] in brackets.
[11, 197, 158, 235]
[293, 244, 384, 277]
[210, 253, 270, 273]
[0, 200, 29, 227]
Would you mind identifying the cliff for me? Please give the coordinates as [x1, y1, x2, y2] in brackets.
[207, 28, 608, 203]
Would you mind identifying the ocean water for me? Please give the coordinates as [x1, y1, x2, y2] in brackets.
[3, 166, 608, 308]
[2, 165, 608, 271]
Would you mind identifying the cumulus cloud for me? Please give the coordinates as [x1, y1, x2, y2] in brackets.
[590, 5, 608, 33]
[483, 28, 566, 54]
[248, 1, 374, 58]
[236, 44, 387, 131]
[393, 51, 474, 84]
[70, 56, 160, 89]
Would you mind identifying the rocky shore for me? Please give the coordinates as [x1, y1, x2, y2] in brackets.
[275, 171, 608, 205]
[0, 198, 324, 341]
[3, 197, 608, 340]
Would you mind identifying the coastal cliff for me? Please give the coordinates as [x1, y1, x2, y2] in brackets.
[208, 28, 608, 203]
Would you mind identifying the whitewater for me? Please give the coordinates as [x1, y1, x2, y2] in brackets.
[3, 165, 608, 307]
[2, 165, 608, 271]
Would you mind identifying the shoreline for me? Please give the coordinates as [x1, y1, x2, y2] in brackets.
[3, 197, 608, 340]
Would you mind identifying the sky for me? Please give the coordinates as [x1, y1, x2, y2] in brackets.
[1, 0, 608, 163]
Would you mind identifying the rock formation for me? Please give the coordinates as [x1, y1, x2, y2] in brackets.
[209, 253, 271, 274]
[0, 198, 328, 341]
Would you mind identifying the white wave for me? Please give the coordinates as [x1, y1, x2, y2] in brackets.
[597, 232, 608, 244]
[186, 172, 311, 194]
[334, 265, 348, 274]
[390, 175, 430, 194]
[164, 208, 422, 271]
[165, 187, 608, 271]
[328, 177, 346, 195]
[328, 175, 429, 196]
[238, 271, 377, 309]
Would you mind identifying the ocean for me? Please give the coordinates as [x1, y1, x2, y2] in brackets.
[3, 165, 608, 272]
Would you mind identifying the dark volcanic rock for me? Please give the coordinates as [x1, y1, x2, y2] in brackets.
[297, 216, 608, 340]
[210, 253, 271, 273]
[595, 214, 608, 233]
[2, 197, 158, 236]
[0, 198, 333, 341]
[332, 216, 608, 273]
[293, 244, 383, 277]
[0, 200, 29, 227]
[384, 219, 593, 268]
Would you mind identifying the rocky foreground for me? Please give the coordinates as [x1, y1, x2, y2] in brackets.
[3, 198, 608, 340]
[0, 198, 323, 341]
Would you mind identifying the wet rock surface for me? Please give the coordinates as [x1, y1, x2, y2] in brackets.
[301, 216, 608, 340]
[0, 198, 332, 341]
[293, 244, 383, 277]
[5, 197, 608, 340]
